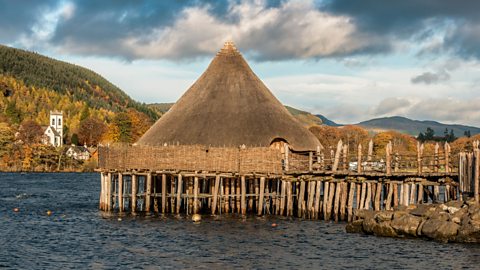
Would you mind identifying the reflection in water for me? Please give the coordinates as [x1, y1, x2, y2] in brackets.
[1, 173, 480, 269]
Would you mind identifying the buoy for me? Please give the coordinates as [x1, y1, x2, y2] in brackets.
[192, 214, 202, 222]
[46, 210, 52, 216]
[13, 208, 19, 212]
[271, 223, 278, 228]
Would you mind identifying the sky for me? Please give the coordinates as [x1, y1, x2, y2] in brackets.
[1, 0, 480, 126]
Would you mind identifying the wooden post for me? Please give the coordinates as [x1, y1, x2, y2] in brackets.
[333, 182, 341, 222]
[342, 145, 348, 171]
[248, 179, 254, 212]
[385, 182, 393, 210]
[433, 185, 440, 203]
[374, 183, 382, 211]
[287, 181, 293, 216]
[280, 181, 286, 216]
[347, 182, 355, 222]
[99, 173, 104, 210]
[212, 175, 220, 215]
[444, 142, 450, 173]
[357, 144, 362, 174]
[434, 143, 439, 173]
[193, 176, 199, 214]
[298, 181, 306, 218]
[404, 183, 410, 206]
[417, 183, 424, 204]
[364, 183, 372, 210]
[176, 174, 183, 214]
[410, 184, 416, 205]
[359, 182, 366, 210]
[393, 183, 399, 207]
[417, 142, 424, 174]
[475, 149, 480, 203]
[131, 174, 137, 213]
[258, 177, 265, 215]
[106, 173, 113, 211]
[225, 178, 230, 213]
[153, 176, 159, 213]
[170, 175, 176, 213]
[241, 176, 246, 215]
[118, 173, 124, 212]
[332, 140, 343, 172]
[340, 182, 348, 221]
[145, 173, 152, 213]
[323, 182, 329, 220]
[161, 174, 167, 214]
[327, 182, 335, 220]
[317, 145, 321, 166]
[386, 141, 392, 175]
[314, 180, 322, 219]
[367, 139, 373, 162]
[356, 183, 361, 210]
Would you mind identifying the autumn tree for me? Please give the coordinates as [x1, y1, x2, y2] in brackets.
[373, 131, 416, 156]
[0, 122, 14, 157]
[127, 109, 153, 142]
[338, 125, 370, 152]
[18, 120, 43, 144]
[309, 125, 341, 150]
[114, 112, 133, 143]
[77, 117, 106, 146]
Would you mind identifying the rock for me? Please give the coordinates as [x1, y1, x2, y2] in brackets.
[430, 211, 450, 222]
[421, 219, 459, 242]
[470, 211, 480, 221]
[393, 211, 409, 220]
[447, 206, 461, 214]
[346, 220, 364, 234]
[446, 200, 464, 208]
[439, 204, 448, 211]
[465, 198, 477, 207]
[375, 211, 394, 222]
[372, 221, 397, 238]
[456, 222, 480, 243]
[407, 204, 417, 210]
[468, 204, 480, 214]
[391, 214, 423, 237]
[355, 209, 376, 220]
[393, 205, 408, 211]
[410, 204, 435, 217]
[362, 216, 378, 234]
[451, 217, 461, 224]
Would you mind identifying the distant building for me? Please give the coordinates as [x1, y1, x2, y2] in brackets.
[43, 110, 63, 147]
[66, 145, 91, 160]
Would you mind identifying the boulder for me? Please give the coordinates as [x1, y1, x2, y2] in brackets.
[456, 222, 480, 243]
[421, 219, 459, 242]
[391, 214, 423, 237]
[375, 211, 394, 222]
[372, 221, 397, 238]
[355, 209, 376, 220]
[470, 211, 480, 221]
[410, 204, 435, 217]
[445, 200, 464, 209]
[430, 211, 450, 222]
[362, 216, 378, 234]
[346, 220, 364, 234]
[393, 211, 409, 220]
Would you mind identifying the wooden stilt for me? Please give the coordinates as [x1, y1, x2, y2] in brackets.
[475, 149, 480, 203]
[241, 176, 246, 215]
[404, 183, 410, 206]
[417, 183, 424, 204]
[374, 182, 382, 211]
[434, 185, 440, 203]
[176, 174, 183, 214]
[145, 173, 152, 213]
[193, 176, 199, 214]
[333, 182, 341, 222]
[287, 181, 293, 216]
[332, 140, 343, 172]
[399, 183, 404, 206]
[258, 177, 265, 216]
[364, 183, 372, 210]
[236, 178, 241, 213]
[393, 183, 398, 207]
[410, 183, 416, 205]
[131, 174, 137, 213]
[385, 182, 393, 210]
[314, 180, 322, 219]
[340, 182, 347, 221]
[347, 182, 355, 222]
[212, 175, 220, 215]
[298, 181, 306, 218]
[254, 178, 259, 212]
[360, 182, 366, 210]
[356, 183, 361, 210]
[170, 175, 176, 214]
[224, 178, 230, 213]
[118, 173, 124, 212]
[280, 180, 286, 216]
[327, 182, 335, 220]
[323, 182, 330, 220]
[153, 175, 159, 213]
[248, 179, 254, 212]
[161, 174, 166, 214]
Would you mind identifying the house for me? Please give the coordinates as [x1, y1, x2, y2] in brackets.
[66, 145, 91, 160]
[43, 111, 63, 147]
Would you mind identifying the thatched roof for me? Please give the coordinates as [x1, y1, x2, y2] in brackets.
[136, 42, 320, 151]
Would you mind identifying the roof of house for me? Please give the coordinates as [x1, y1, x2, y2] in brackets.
[136, 42, 320, 151]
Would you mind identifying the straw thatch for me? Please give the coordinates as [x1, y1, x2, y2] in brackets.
[137, 41, 320, 151]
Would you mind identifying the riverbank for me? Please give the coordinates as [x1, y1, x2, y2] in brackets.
[346, 199, 480, 243]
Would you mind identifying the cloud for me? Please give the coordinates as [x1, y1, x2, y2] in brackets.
[406, 98, 480, 125]
[411, 70, 450, 84]
[373, 97, 411, 115]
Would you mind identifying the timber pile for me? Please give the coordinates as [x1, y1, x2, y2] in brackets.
[346, 199, 480, 243]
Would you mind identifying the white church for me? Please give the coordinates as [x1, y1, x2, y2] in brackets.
[43, 110, 63, 147]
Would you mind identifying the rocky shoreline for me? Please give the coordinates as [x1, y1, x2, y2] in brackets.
[346, 199, 480, 243]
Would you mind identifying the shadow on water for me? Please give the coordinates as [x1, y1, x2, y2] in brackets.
[1, 172, 480, 269]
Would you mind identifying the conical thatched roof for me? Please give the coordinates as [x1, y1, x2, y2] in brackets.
[136, 42, 320, 151]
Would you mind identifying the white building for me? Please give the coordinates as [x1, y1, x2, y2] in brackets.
[66, 145, 90, 160]
[43, 110, 63, 147]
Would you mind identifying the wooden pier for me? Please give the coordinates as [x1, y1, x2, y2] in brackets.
[97, 140, 480, 222]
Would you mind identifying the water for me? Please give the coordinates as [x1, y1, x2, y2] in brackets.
[0, 173, 479, 269]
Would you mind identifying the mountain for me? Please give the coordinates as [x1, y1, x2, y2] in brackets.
[315, 114, 341, 126]
[358, 116, 480, 137]
[0, 44, 158, 120]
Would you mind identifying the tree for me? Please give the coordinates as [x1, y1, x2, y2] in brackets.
[5, 101, 21, 124]
[0, 122, 14, 157]
[77, 117, 106, 146]
[71, 133, 79, 145]
[425, 127, 435, 141]
[18, 120, 43, 144]
[464, 130, 471, 138]
[114, 112, 132, 143]
[309, 125, 341, 149]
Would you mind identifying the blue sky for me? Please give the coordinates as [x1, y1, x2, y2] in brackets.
[1, 0, 480, 126]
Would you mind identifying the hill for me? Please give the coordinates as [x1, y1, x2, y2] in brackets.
[315, 114, 341, 126]
[0, 44, 160, 143]
[358, 116, 480, 137]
